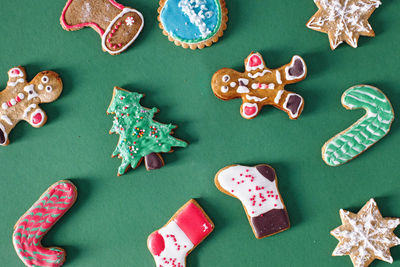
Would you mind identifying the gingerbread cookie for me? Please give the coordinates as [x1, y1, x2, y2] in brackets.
[107, 87, 188, 176]
[157, 0, 228, 49]
[147, 199, 214, 267]
[60, 0, 144, 55]
[331, 198, 400, 267]
[13, 180, 77, 267]
[215, 164, 290, 239]
[307, 0, 381, 50]
[211, 52, 306, 119]
[322, 85, 394, 166]
[0, 67, 63, 146]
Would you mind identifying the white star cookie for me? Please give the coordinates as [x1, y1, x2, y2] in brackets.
[331, 199, 400, 267]
[307, 0, 381, 49]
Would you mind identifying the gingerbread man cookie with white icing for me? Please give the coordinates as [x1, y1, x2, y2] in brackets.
[215, 164, 290, 239]
[0, 67, 62, 146]
[211, 52, 307, 120]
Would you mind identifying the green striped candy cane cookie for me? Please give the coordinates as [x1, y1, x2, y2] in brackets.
[322, 85, 394, 166]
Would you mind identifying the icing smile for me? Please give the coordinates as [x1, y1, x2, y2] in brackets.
[242, 103, 258, 118]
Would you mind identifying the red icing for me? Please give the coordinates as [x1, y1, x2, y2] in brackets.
[148, 231, 165, 256]
[12, 69, 20, 75]
[244, 105, 257, 116]
[174, 202, 213, 246]
[249, 54, 262, 68]
[32, 113, 43, 125]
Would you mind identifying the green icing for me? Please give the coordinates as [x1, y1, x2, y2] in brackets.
[323, 85, 394, 166]
[107, 88, 187, 175]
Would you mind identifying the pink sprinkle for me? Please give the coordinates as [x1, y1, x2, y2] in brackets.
[117, 21, 122, 25]
[118, 43, 122, 47]
[109, 33, 113, 38]
[112, 29, 116, 33]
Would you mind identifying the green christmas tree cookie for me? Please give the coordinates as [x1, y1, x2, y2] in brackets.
[107, 87, 188, 176]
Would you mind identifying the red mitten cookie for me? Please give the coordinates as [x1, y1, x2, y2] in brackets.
[60, 0, 144, 55]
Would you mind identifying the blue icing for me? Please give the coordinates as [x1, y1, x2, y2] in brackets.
[160, 0, 221, 43]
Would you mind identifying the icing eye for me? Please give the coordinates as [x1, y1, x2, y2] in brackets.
[41, 76, 49, 83]
[45, 85, 52, 92]
[222, 75, 230, 82]
[221, 86, 229, 93]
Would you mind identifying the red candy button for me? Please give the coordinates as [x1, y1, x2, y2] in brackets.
[12, 69, 20, 75]
[148, 231, 165, 256]
[249, 55, 262, 67]
[32, 112, 43, 125]
[244, 105, 257, 116]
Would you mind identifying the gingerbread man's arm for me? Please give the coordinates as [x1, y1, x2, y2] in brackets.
[6, 67, 27, 87]
[278, 55, 307, 85]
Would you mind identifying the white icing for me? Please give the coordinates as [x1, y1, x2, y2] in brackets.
[285, 56, 306, 80]
[276, 71, 282, 84]
[7, 78, 24, 87]
[17, 93, 24, 100]
[101, 8, 144, 55]
[268, 83, 275, 89]
[251, 83, 258, 89]
[274, 90, 284, 104]
[41, 76, 49, 84]
[178, 0, 213, 38]
[23, 104, 37, 118]
[248, 69, 271, 78]
[237, 86, 249, 93]
[2, 103, 8, 110]
[151, 220, 194, 267]
[230, 82, 236, 87]
[238, 78, 249, 85]
[331, 199, 400, 267]
[23, 85, 38, 100]
[8, 68, 24, 78]
[308, 0, 381, 49]
[246, 95, 267, 102]
[241, 103, 258, 119]
[283, 93, 303, 118]
[38, 84, 43, 90]
[1, 115, 12, 125]
[222, 75, 230, 82]
[10, 99, 16, 105]
[221, 86, 228, 93]
[217, 165, 284, 217]
[0, 122, 7, 145]
[125, 16, 135, 26]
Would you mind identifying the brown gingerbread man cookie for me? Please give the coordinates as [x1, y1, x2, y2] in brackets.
[60, 0, 144, 55]
[0, 67, 62, 146]
[211, 52, 307, 120]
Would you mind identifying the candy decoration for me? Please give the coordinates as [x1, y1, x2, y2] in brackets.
[322, 85, 394, 166]
[107, 87, 187, 176]
[215, 164, 290, 239]
[147, 199, 214, 267]
[12, 180, 77, 267]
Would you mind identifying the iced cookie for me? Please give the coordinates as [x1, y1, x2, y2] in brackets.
[307, 0, 381, 50]
[322, 85, 394, 166]
[0, 67, 63, 146]
[147, 199, 214, 267]
[12, 180, 77, 267]
[331, 198, 400, 267]
[60, 0, 144, 55]
[157, 0, 228, 49]
[211, 52, 306, 119]
[107, 87, 188, 176]
[215, 164, 290, 239]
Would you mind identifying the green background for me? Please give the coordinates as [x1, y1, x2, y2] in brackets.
[1, 0, 399, 266]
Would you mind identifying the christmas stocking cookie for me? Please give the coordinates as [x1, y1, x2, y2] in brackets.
[147, 200, 214, 267]
[60, 0, 144, 55]
[0, 67, 63, 146]
[215, 164, 290, 239]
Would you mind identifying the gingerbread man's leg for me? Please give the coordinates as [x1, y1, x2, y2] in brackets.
[22, 106, 47, 128]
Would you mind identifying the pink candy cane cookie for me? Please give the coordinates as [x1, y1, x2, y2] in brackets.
[0, 66, 63, 146]
[147, 199, 214, 267]
[60, 0, 144, 55]
[12, 180, 77, 267]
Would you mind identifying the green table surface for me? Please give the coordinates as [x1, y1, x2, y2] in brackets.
[1, 0, 400, 266]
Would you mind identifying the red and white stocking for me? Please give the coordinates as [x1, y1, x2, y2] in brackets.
[147, 200, 214, 267]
